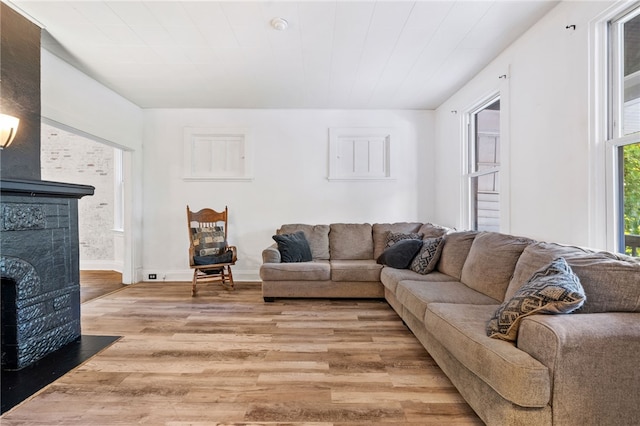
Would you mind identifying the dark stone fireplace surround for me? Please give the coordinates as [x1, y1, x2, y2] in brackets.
[1, 178, 93, 370]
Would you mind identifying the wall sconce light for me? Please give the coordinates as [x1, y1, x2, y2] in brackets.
[0, 113, 20, 149]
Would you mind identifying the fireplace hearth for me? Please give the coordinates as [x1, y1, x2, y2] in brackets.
[1, 178, 93, 370]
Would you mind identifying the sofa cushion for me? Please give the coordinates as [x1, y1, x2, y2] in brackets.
[460, 232, 533, 301]
[425, 303, 551, 408]
[259, 260, 331, 281]
[437, 231, 478, 280]
[273, 231, 313, 262]
[377, 239, 423, 269]
[372, 222, 422, 259]
[487, 257, 586, 342]
[417, 222, 450, 239]
[410, 236, 445, 274]
[506, 241, 640, 313]
[330, 223, 374, 260]
[330, 259, 382, 282]
[380, 268, 458, 293]
[396, 280, 498, 321]
[279, 224, 330, 260]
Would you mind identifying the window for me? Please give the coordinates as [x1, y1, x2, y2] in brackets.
[465, 96, 501, 231]
[114, 147, 124, 232]
[609, 6, 640, 256]
[183, 127, 252, 181]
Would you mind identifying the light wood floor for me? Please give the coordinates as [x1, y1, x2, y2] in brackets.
[1, 277, 483, 425]
[80, 270, 126, 303]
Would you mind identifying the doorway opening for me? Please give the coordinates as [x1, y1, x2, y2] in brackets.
[40, 120, 133, 286]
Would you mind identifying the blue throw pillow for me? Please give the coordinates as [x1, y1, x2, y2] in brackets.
[376, 239, 423, 269]
[273, 231, 313, 262]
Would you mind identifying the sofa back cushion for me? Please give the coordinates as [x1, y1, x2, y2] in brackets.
[417, 222, 450, 239]
[506, 241, 640, 313]
[460, 232, 533, 301]
[372, 222, 422, 259]
[437, 231, 478, 280]
[278, 224, 330, 260]
[330, 223, 373, 260]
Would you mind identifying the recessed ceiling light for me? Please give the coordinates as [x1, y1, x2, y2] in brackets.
[270, 17, 288, 31]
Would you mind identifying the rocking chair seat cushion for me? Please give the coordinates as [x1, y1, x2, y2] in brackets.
[194, 250, 233, 266]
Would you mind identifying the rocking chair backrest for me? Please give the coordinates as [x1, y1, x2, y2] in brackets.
[186, 206, 228, 239]
[186, 205, 230, 257]
[187, 206, 228, 240]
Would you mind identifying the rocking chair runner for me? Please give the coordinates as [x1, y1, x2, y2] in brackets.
[186, 205, 237, 296]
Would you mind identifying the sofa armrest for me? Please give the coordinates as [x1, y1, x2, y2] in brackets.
[517, 313, 640, 425]
[262, 244, 281, 263]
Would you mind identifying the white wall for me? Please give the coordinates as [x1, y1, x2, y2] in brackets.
[41, 50, 144, 283]
[433, 1, 613, 247]
[142, 109, 434, 281]
[41, 51, 143, 149]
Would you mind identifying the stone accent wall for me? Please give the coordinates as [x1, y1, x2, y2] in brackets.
[0, 3, 41, 180]
[40, 124, 115, 262]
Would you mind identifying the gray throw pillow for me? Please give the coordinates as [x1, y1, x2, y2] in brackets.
[487, 257, 586, 342]
[410, 236, 445, 274]
[377, 239, 423, 269]
[273, 231, 313, 262]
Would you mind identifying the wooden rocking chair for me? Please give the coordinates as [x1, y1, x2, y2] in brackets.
[186, 205, 237, 296]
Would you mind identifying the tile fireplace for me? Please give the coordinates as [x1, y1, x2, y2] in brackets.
[1, 179, 93, 370]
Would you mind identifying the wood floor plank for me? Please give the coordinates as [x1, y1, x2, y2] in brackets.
[1, 279, 483, 425]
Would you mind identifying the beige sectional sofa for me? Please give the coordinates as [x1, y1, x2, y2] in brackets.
[260, 222, 640, 425]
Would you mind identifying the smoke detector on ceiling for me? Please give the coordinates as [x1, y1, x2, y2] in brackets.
[270, 17, 288, 31]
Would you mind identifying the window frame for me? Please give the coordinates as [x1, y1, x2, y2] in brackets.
[113, 147, 124, 232]
[590, 3, 640, 253]
[463, 93, 502, 231]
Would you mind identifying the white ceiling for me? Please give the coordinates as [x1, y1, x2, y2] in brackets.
[9, 1, 559, 110]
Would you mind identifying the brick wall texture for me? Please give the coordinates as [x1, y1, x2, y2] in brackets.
[40, 123, 115, 262]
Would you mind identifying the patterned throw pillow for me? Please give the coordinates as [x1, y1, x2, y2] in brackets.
[486, 257, 586, 342]
[191, 226, 226, 256]
[385, 231, 423, 248]
[410, 236, 445, 274]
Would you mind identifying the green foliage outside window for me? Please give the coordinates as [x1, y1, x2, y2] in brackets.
[623, 142, 640, 256]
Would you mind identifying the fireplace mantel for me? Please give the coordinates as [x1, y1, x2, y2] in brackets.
[1, 178, 94, 198]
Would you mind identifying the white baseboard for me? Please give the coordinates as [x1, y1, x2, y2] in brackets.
[81, 260, 123, 272]
[141, 269, 260, 282]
